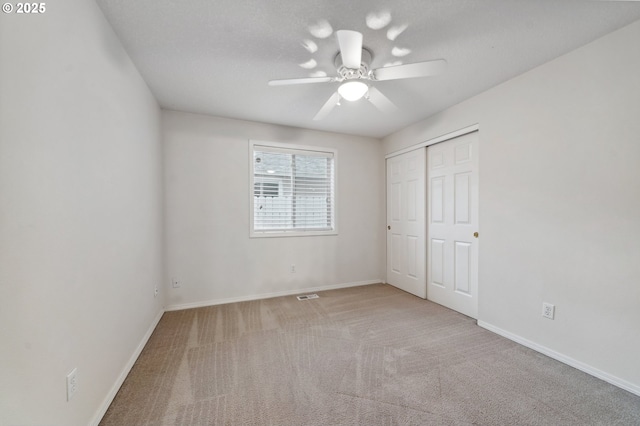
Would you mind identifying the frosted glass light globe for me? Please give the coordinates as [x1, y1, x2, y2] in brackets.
[338, 81, 368, 101]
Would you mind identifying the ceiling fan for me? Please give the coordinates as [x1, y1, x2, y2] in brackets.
[268, 30, 447, 120]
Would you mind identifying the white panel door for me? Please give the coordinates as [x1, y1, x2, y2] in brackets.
[427, 131, 479, 318]
[386, 148, 426, 298]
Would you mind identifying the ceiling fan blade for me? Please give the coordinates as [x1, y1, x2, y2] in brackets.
[313, 92, 341, 121]
[336, 30, 363, 69]
[372, 59, 447, 81]
[367, 87, 397, 114]
[268, 76, 333, 86]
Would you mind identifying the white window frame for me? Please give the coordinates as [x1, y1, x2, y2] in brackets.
[249, 140, 338, 238]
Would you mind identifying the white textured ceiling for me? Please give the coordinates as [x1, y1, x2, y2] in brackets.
[96, 0, 640, 138]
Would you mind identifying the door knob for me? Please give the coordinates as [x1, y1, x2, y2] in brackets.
[388, 225, 391, 230]
[473, 232, 479, 238]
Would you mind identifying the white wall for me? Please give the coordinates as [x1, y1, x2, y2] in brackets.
[163, 111, 385, 309]
[0, 1, 164, 425]
[384, 21, 640, 393]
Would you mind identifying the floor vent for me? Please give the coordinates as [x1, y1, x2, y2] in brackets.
[296, 294, 319, 301]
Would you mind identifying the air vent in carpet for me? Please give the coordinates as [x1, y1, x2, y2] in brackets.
[296, 294, 319, 301]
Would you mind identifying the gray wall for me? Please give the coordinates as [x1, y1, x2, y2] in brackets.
[162, 110, 385, 309]
[384, 21, 640, 393]
[0, 1, 164, 424]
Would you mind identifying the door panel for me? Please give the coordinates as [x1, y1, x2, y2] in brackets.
[391, 182, 401, 221]
[407, 236, 418, 278]
[391, 234, 402, 273]
[455, 173, 471, 224]
[454, 241, 471, 294]
[431, 177, 445, 223]
[431, 239, 445, 286]
[386, 148, 426, 298]
[427, 132, 479, 318]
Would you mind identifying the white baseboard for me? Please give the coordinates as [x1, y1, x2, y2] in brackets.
[478, 320, 640, 397]
[165, 279, 382, 311]
[90, 308, 165, 426]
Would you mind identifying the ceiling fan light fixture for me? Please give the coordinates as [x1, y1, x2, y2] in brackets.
[338, 80, 368, 101]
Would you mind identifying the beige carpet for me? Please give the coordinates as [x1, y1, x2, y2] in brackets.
[100, 284, 640, 425]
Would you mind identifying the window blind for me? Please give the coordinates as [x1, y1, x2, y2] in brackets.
[252, 145, 335, 234]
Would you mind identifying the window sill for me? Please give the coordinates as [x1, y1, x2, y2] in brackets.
[250, 230, 338, 238]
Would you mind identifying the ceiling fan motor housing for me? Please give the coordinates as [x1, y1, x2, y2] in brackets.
[335, 48, 373, 81]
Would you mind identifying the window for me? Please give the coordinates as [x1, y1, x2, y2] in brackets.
[250, 141, 337, 237]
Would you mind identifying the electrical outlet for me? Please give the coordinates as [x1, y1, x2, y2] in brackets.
[154, 286, 158, 297]
[66, 368, 78, 401]
[290, 264, 296, 273]
[171, 277, 181, 288]
[542, 302, 555, 320]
